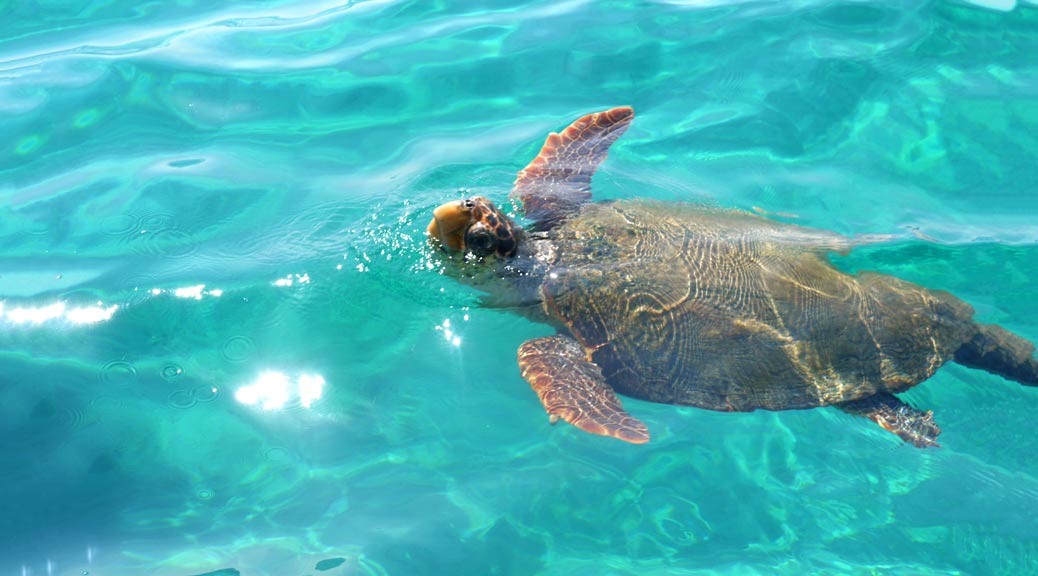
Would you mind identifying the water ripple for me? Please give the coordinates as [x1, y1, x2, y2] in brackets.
[2, 1, 1038, 574]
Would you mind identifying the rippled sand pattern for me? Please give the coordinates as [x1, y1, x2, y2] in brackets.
[2, 1, 1038, 575]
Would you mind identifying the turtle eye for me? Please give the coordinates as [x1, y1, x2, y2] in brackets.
[462, 199, 476, 209]
[465, 223, 497, 256]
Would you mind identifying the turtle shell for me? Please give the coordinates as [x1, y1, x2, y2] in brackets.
[539, 199, 977, 411]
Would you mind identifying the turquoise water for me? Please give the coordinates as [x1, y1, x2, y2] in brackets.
[2, 0, 1038, 574]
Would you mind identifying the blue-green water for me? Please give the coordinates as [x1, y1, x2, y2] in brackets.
[3, 1, 1038, 574]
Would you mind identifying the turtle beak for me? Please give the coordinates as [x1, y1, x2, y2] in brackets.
[427, 200, 471, 251]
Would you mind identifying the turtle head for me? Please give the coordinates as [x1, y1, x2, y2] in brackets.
[427, 196, 523, 258]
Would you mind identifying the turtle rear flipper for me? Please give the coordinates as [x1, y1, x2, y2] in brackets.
[517, 335, 650, 444]
[840, 393, 942, 448]
[511, 106, 634, 229]
[955, 323, 1038, 386]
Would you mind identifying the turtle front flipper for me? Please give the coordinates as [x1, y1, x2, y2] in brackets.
[511, 106, 634, 229]
[517, 335, 649, 444]
[839, 393, 941, 448]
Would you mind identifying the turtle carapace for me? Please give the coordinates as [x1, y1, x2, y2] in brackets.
[427, 107, 1038, 447]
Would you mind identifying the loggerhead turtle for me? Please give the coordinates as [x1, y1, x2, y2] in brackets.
[426, 106, 1038, 447]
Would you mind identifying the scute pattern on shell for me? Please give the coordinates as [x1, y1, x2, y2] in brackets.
[540, 199, 978, 411]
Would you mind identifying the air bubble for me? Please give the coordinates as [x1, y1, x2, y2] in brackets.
[221, 335, 254, 362]
[192, 385, 219, 403]
[168, 390, 196, 409]
[101, 361, 137, 387]
[141, 213, 176, 230]
[161, 364, 183, 381]
[101, 214, 140, 236]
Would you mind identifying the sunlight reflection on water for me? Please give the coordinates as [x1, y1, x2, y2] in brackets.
[0, 301, 118, 325]
[235, 370, 326, 411]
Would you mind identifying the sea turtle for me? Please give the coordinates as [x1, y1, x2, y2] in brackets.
[426, 106, 1038, 447]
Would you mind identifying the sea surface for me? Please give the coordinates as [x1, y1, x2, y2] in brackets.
[2, 1, 1038, 575]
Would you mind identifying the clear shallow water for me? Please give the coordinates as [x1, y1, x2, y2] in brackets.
[2, 0, 1038, 574]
